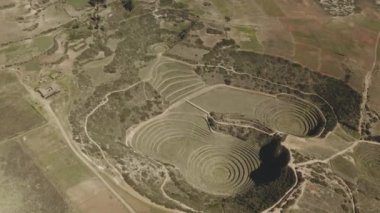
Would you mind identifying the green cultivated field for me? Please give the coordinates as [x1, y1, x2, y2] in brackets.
[237, 26, 262, 51]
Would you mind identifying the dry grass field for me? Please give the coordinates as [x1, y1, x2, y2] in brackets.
[0, 0, 72, 45]
[0, 72, 45, 141]
[20, 123, 131, 213]
[0, 140, 69, 213]
[0, 34, 55, 65]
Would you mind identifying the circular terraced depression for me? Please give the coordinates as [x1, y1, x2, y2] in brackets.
[254, 95, 326, 137]
[354, 143, 380, 182]
[190, 87, 326, 137]
[129, 113, 260, 196]
[186, 143, 260, 195]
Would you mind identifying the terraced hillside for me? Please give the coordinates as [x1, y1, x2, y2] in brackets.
[354, 143, 380, 183]
[148, 60, 206, 103]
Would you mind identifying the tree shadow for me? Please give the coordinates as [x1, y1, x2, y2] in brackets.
[250, 135, 291, 185]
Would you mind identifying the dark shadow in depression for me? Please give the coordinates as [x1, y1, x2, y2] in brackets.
[250, 134, 291, 185]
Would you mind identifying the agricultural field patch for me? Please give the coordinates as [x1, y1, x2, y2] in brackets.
[234, 26, 262, 51]
[19, 124, 133, 213]
[20, 124, 93, 190]
[284, 124, 355, 161]
[0, 34, 55, 65]
[166, 44, 209, 62]
[0, 72, 45, 141]
[0, 140, 69, 213]
[293, 43, 320, 71]
[254, 0, 284, 17]
[66, 177, 129, 213]
[0, 96, 45, 141]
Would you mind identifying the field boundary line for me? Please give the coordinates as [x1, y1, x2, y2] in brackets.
[0, 122, 49, 145]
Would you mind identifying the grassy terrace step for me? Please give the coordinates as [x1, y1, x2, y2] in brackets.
[150, 69, 194, 88]
[166, 82, 205, 103]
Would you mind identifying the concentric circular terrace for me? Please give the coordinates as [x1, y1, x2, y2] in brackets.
[186, 143, 260, 195]
[354, 143, 380, 182]
[254, 95, 326, 137]
[129, 113, 260, 195]
[190, 86, 326, 137]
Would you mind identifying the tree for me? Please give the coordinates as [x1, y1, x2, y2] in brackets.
[224, 78, 231, 85]
[89, 0, 106, 7]
[178, 29, 188, 40]
[121, 0, 134, 11]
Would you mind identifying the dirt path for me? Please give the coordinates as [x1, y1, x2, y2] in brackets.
[336, 175, 356, 212]
[261, 138, 374, 212]
[295, 140, 380, 168]
[186, 99, 275, 135]
[262, 157, 299, 213]
[359, 32, 380, 135]
[283, 137, 374, 213]
[14, 72, 136, 213]
[83, 81, 187, 213]
[125, 84, 225, 143]
[159, 170, 200, 212]
[82, 53, 195, 211]
[295, 140, 360, 167]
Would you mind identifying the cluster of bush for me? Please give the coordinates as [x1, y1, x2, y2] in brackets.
[88, 0, 133, 11]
